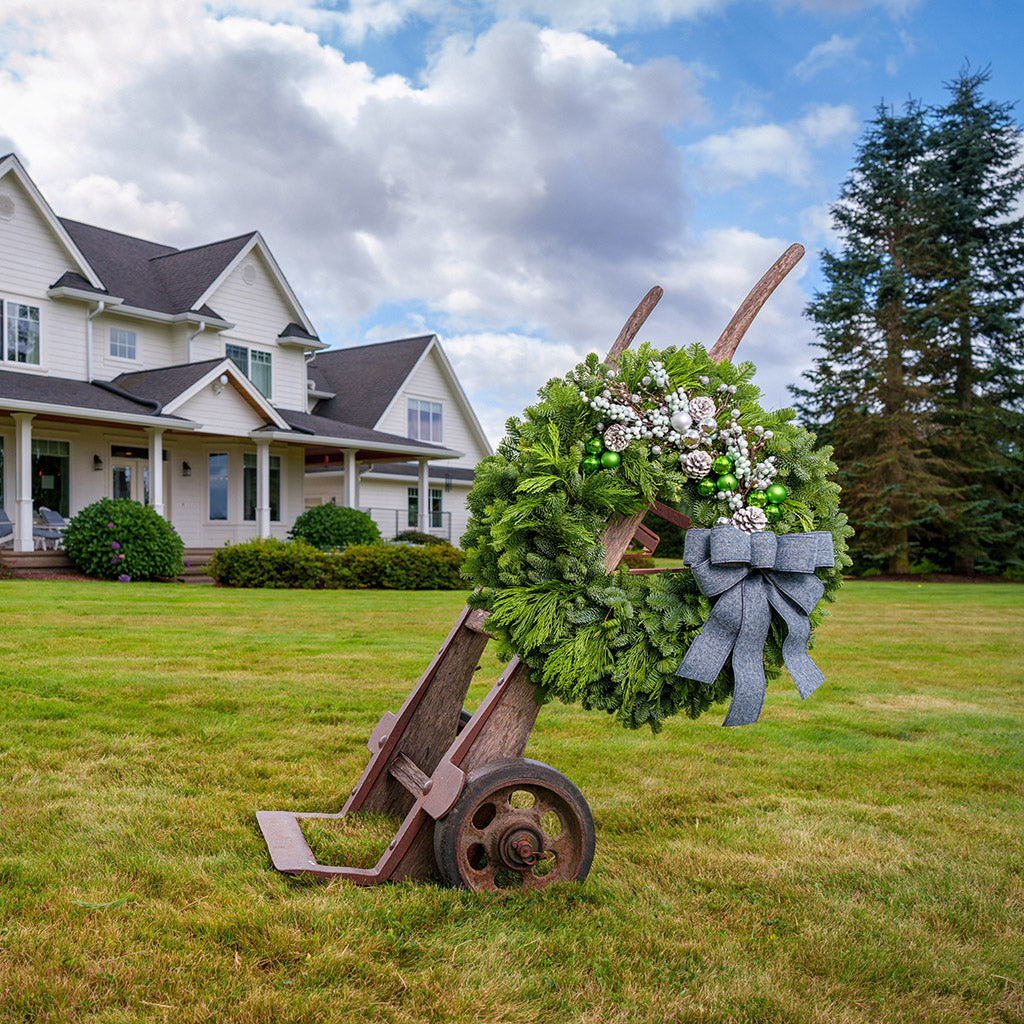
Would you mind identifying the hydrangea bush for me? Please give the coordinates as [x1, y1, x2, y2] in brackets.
[62, 498, 184, 581]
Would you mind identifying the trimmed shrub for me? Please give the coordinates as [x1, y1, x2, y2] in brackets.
[207, 537, 468, 590]
[63, 498, 184, 581]
[289, 504, 381, 550]
[392, 530, 451, 546]
[334, 543, 468, 590]
[207, 537, 329, 588]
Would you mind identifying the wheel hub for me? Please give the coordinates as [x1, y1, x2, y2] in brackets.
[500, 826, 543, 867]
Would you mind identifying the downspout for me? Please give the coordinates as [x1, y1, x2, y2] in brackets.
[187, 321, 205, 362]
[87, 300, 106, 381]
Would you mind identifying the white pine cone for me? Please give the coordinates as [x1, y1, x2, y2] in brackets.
[732, 505, 768, 533]
[688, 396, 716, 421]
[603, 424, 629, 452]
[680, 450, 713, 479]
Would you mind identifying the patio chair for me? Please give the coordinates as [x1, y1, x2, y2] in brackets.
[35, 507, 67, 550]
[0, 508, 13, 547]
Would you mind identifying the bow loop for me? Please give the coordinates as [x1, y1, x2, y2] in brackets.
[676, 525, 835, 726]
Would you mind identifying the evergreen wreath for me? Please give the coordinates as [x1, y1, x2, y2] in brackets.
[461, 343, 852, 732]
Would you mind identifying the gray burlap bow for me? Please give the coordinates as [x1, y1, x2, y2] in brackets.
[675, 525, 835, 726]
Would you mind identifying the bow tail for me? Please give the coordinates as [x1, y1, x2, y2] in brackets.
[675, 583, 743, 685]
[721, 576, 772, 727]
[765, 583, 825, 699]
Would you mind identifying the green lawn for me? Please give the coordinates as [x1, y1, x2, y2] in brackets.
[1, 580, 1022, 1024]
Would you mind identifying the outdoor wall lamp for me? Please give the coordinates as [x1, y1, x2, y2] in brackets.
[93, 454, 103, 471]
[212, 373, 228, 395]
[182, 461, 192, 477]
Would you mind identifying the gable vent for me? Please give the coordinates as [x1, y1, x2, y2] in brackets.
[241, 261, 256, 285]
[0, 193, 14, 220]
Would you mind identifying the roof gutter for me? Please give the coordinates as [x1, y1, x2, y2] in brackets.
[0, 397, 191, 430]
[91, 379, 163, 414]
[86, 300, 106, 381]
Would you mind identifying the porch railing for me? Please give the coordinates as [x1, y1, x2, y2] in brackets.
[360, 507, 452, 544]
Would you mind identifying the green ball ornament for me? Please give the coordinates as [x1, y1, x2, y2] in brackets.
[697, 478, 717, 497]
[711, 455, 734, 475]
[585, 437, 604, 455]
[716, 473, 738, 492]
[600, 450, 621, 470]
[766, 483, 788, 505]
[581, 455, 601, 475]
[747, 490, 768, 508]
[765, 503, 782, 522]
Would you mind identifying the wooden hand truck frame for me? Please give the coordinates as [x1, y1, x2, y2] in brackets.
[256, 245, 804, 892]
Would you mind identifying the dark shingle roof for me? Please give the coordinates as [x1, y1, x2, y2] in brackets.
[273, 407, 453, 452]
[112, 359, 224, 407]
[306, 335, 433, 428]
[0, 368, 183, 417]
[58, 218, 253, 316]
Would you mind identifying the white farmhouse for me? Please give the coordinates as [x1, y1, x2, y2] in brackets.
[0, 153, 489, 554]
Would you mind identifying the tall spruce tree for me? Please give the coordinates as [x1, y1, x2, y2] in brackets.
[918, 68, 1024, 573]
[790, 100, 947, 574]
[793, 71, 1024, 575]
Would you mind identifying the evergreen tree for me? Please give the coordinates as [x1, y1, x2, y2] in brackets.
[790, 100, 947, 574]
[793, 71, 1024, 575]
[918, 68, 1024, 573]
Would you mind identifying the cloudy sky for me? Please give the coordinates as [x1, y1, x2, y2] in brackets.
[1, 0, 1019, 445]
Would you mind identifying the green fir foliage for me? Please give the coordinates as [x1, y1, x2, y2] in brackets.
[461, 344, 851, 731]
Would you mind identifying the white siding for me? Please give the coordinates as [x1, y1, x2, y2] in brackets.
[204, 250, 309, 411]
[0, 172, 90, 380]
[375, 346, 489, 469]
[91, 314, 181, 379]
[172, 385, 271, 436]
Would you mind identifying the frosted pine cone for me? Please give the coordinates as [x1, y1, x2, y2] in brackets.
[603, 424, 629, 452]
[687, 396, 716, 421]
[732, 505, 768, 533]
[680, 450, 713, 479]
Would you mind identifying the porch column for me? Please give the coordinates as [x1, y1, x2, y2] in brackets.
[255, 440, 271, 538]
[146, 428, 165, 518]
[417, 457, 430, 532]
[343, 449, 359, 509]
[12, 413, 34, 552]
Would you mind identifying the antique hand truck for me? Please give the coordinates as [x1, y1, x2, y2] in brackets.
[256, 244, 805, 892]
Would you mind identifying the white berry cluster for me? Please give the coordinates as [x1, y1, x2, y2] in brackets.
[582, 358, 782, 531]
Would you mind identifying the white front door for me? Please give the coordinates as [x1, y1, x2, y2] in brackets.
[112, 458, 150, 505]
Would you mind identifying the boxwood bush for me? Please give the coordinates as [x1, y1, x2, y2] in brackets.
[207, 537, 468, 590]
[62, 498, 184, 581]
[288, 504, 380, 550]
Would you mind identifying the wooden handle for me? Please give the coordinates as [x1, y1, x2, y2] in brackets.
[708, 243, 804, 363]
[606, 285, 663, 367]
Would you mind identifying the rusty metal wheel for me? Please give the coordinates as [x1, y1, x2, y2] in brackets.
[433, 757, 595, 892]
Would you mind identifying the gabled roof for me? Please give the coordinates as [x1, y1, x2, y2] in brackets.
[307, 335, 434, 428]
[59, 218, 253, 317]
[114, 358, 290, 428]
[0, 154, 104, 289]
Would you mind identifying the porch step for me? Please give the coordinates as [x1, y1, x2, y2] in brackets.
[0, 548, 218, 584]
[178, 548, 218, 585]
[0, 549, 88, 580]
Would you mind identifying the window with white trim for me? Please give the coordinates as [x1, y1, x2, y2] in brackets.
[32, 439, 69, 516]
[226, 343, 272, 398]
[109, 327, 136, 360]
[2, 301, 40, 364]
[407, 486, 442, 528]
[407, 399, 442, 442]
[209, 453, 229, 521]
[243, 453, 281, 521]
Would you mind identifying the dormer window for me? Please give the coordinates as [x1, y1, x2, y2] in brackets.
[407, 398, 442, 442]
[2, 301, 40, 364]
[109, 327, 136, 360]
[226, 343, 272, 398]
